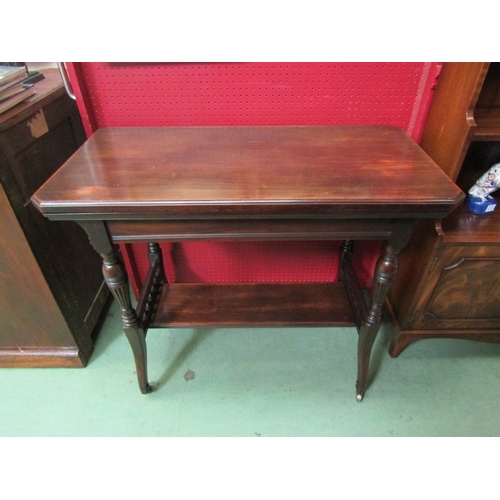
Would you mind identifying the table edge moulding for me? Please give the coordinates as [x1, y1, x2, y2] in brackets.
[31, 125, 464, 401]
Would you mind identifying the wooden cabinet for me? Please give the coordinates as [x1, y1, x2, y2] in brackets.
[388, 62, 500, 356]
[0, 69, 109, 367]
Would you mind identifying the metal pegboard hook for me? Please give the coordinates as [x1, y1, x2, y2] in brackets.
[57, 62, 76, 101]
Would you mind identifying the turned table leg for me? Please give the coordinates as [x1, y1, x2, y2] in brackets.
[355, 220, 415, 402]
[102, 250, 151, 394]
[80, 221, 151, 394]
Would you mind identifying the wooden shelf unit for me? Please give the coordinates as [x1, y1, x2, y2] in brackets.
[473, 62, 500, 141]
[388, 62, 500, 357]
[473, 108, 500, 140]
[0, 69, 109, 367]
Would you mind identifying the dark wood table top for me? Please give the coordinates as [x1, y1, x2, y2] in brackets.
[32, 126, 464, 220]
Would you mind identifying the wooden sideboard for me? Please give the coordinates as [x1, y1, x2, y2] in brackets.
[388, 63, 500, 355]
[0, 68, 109, 367]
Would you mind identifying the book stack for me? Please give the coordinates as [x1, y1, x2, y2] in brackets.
[0, 65, 34, 115]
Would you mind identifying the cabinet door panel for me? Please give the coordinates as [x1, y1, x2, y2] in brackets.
[414, 245, 500, 329]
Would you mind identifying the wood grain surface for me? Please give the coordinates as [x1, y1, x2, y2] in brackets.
[32, 126, 464, 219]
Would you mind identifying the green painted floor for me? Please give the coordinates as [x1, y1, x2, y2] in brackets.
[1, 298, 500, 437]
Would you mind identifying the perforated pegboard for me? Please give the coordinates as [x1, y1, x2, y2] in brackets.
[67, 62, 437, 141]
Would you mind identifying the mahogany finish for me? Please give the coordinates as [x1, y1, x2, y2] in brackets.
[32, 125, 463, 400]
[106, 219, 397, 242]
[389, 62, 500, 357]
[152, 283, 354, 328]
[32, 126, 462, 219]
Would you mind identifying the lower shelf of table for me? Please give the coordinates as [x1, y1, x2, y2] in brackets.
[147, 282, 357, 329]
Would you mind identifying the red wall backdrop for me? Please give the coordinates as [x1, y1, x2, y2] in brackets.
[65, 62, 440, 297]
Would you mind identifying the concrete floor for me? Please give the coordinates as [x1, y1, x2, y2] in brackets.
[1, 298, 500, 437]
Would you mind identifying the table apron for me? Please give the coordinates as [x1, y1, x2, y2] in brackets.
[106, 218, 398, 243]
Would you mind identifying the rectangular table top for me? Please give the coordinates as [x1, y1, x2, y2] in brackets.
[32, 126, 464, 220]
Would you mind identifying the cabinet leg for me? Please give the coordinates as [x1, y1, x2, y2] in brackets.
[355, 221, 414, 401]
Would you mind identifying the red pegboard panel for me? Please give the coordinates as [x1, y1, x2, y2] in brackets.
[65, 62, 439, 297]
[123, 241, 345, 299]
[173, 241, 343, 283]
[67, 62, 437, 141]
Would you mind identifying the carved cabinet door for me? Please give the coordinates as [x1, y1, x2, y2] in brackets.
[411, 244, 500, 330]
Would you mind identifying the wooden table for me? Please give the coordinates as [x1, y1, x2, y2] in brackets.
[32, 126, 464, 400]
